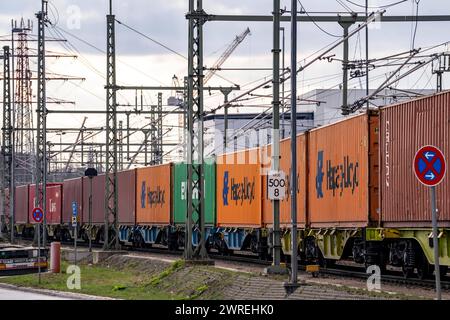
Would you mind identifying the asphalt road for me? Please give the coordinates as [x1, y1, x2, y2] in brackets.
[0, 287, 71, 300]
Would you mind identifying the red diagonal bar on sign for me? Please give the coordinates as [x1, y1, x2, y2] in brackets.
[419, 153, 439, 177]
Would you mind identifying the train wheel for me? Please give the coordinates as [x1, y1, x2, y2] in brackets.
[439, 266, 448, 278]
[402, 265, 414, 279]
[416, 251, 431, 280]
[133, 233, 145, 249]
[417, 262, 431, 280]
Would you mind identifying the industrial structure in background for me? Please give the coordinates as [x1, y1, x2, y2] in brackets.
[12, 19, 34, 186]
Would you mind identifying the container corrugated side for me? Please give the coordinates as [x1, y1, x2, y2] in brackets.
[117, 169, 136, 225]
[216, 148, 262, 227]
[380, 91, 450, 227]
[308, 113, 376, 227]
[136, 163, 172, 225]
[173, 161, 215, 225]
[14, 185, 29, 224]
[262, 134, 308, 227]
[63, 178, 83, 224]
[82, 174, 106, 225]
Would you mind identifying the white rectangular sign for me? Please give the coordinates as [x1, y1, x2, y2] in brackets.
[268, 170, 286, 200]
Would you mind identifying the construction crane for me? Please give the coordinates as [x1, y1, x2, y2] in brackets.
[168, 28, 250, 160]
[204, 27, 251, 84]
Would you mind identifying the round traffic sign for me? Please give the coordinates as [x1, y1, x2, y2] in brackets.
[32, 207, 44, 223]
[413, 145, 446, 187]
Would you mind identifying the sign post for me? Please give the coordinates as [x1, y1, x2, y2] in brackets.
[413, 145, 446, 300]
[72, 201, 78, 266]
[32, 207, 44, 284]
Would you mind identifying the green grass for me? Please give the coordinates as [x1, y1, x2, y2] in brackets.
[147, 260, 185, 286]
[0, 261, 184, 300]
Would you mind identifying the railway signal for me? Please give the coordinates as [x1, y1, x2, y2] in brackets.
[414, 145, 446, 300]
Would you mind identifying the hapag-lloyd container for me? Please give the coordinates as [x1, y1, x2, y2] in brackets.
[173, 161, 215, 225]
[29, 183, 63, 225]
[63, 178, 83, 224]
[380, 91, 450, 227]
[136, 163, 172, 225]
[14, 185, 29, 224]
[262, 134, 308, 227]
[308, 112, 379, 227]
[216, 148, 263, 227]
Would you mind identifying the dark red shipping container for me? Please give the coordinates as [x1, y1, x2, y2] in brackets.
[28, 183, 63, 225]
[117, 169, 136, 225]
[63, 178, 83, 224]
[380, 91, 450, 227]
[14, 185, 29, 224]
[82, 170, 136, 225]
[82, 174, 105, 225]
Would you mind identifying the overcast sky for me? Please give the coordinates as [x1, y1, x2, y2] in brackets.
[1, 0, 450, 163]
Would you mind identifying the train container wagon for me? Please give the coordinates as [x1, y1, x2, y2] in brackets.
[172, 161, 216, 226]
[134, 163, 172, 246]
[61, 177, 83, 241]
[117, 169, 137, 243]
[63, 178, 83, 226]
[262, 134, 308, 255]
[215, 148, 266, 254]
[81, 170, 136, 243]
[262, 134, 308, 227]
[172, 161, 216, 250]
[305, 111, 379, 263]
[376, 91, 450, 276]
[82, 174, 105, 225]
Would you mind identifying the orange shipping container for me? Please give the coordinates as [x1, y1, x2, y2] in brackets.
[308, 112, 379, 227]
[263, 134, 307, 227]
[135, 163, 172, 225]
[217, 148, 262, 227]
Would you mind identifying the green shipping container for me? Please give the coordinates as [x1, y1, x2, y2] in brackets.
[173, 161, 216, 225]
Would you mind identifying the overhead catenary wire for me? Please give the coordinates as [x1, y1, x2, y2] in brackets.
[344, 0, 408, 9]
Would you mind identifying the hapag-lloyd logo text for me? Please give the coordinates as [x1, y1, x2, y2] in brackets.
[316, 150, 359, 198]
[222, 171, 256, 206]
[141, 181, 165, 208]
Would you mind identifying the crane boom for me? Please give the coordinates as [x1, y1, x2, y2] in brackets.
[204, 27, 251, 84]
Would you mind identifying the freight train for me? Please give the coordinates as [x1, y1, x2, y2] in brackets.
[2, 91, 449, 279]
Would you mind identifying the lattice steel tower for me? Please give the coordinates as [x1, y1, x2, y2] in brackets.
[12, 19, 34, 185]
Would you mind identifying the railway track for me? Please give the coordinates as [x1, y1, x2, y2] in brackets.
[8, 238, 450, 290]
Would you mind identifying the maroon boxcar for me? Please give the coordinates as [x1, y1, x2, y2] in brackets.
[63, 178, 83, 225]
[28, 183, 63, 225]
